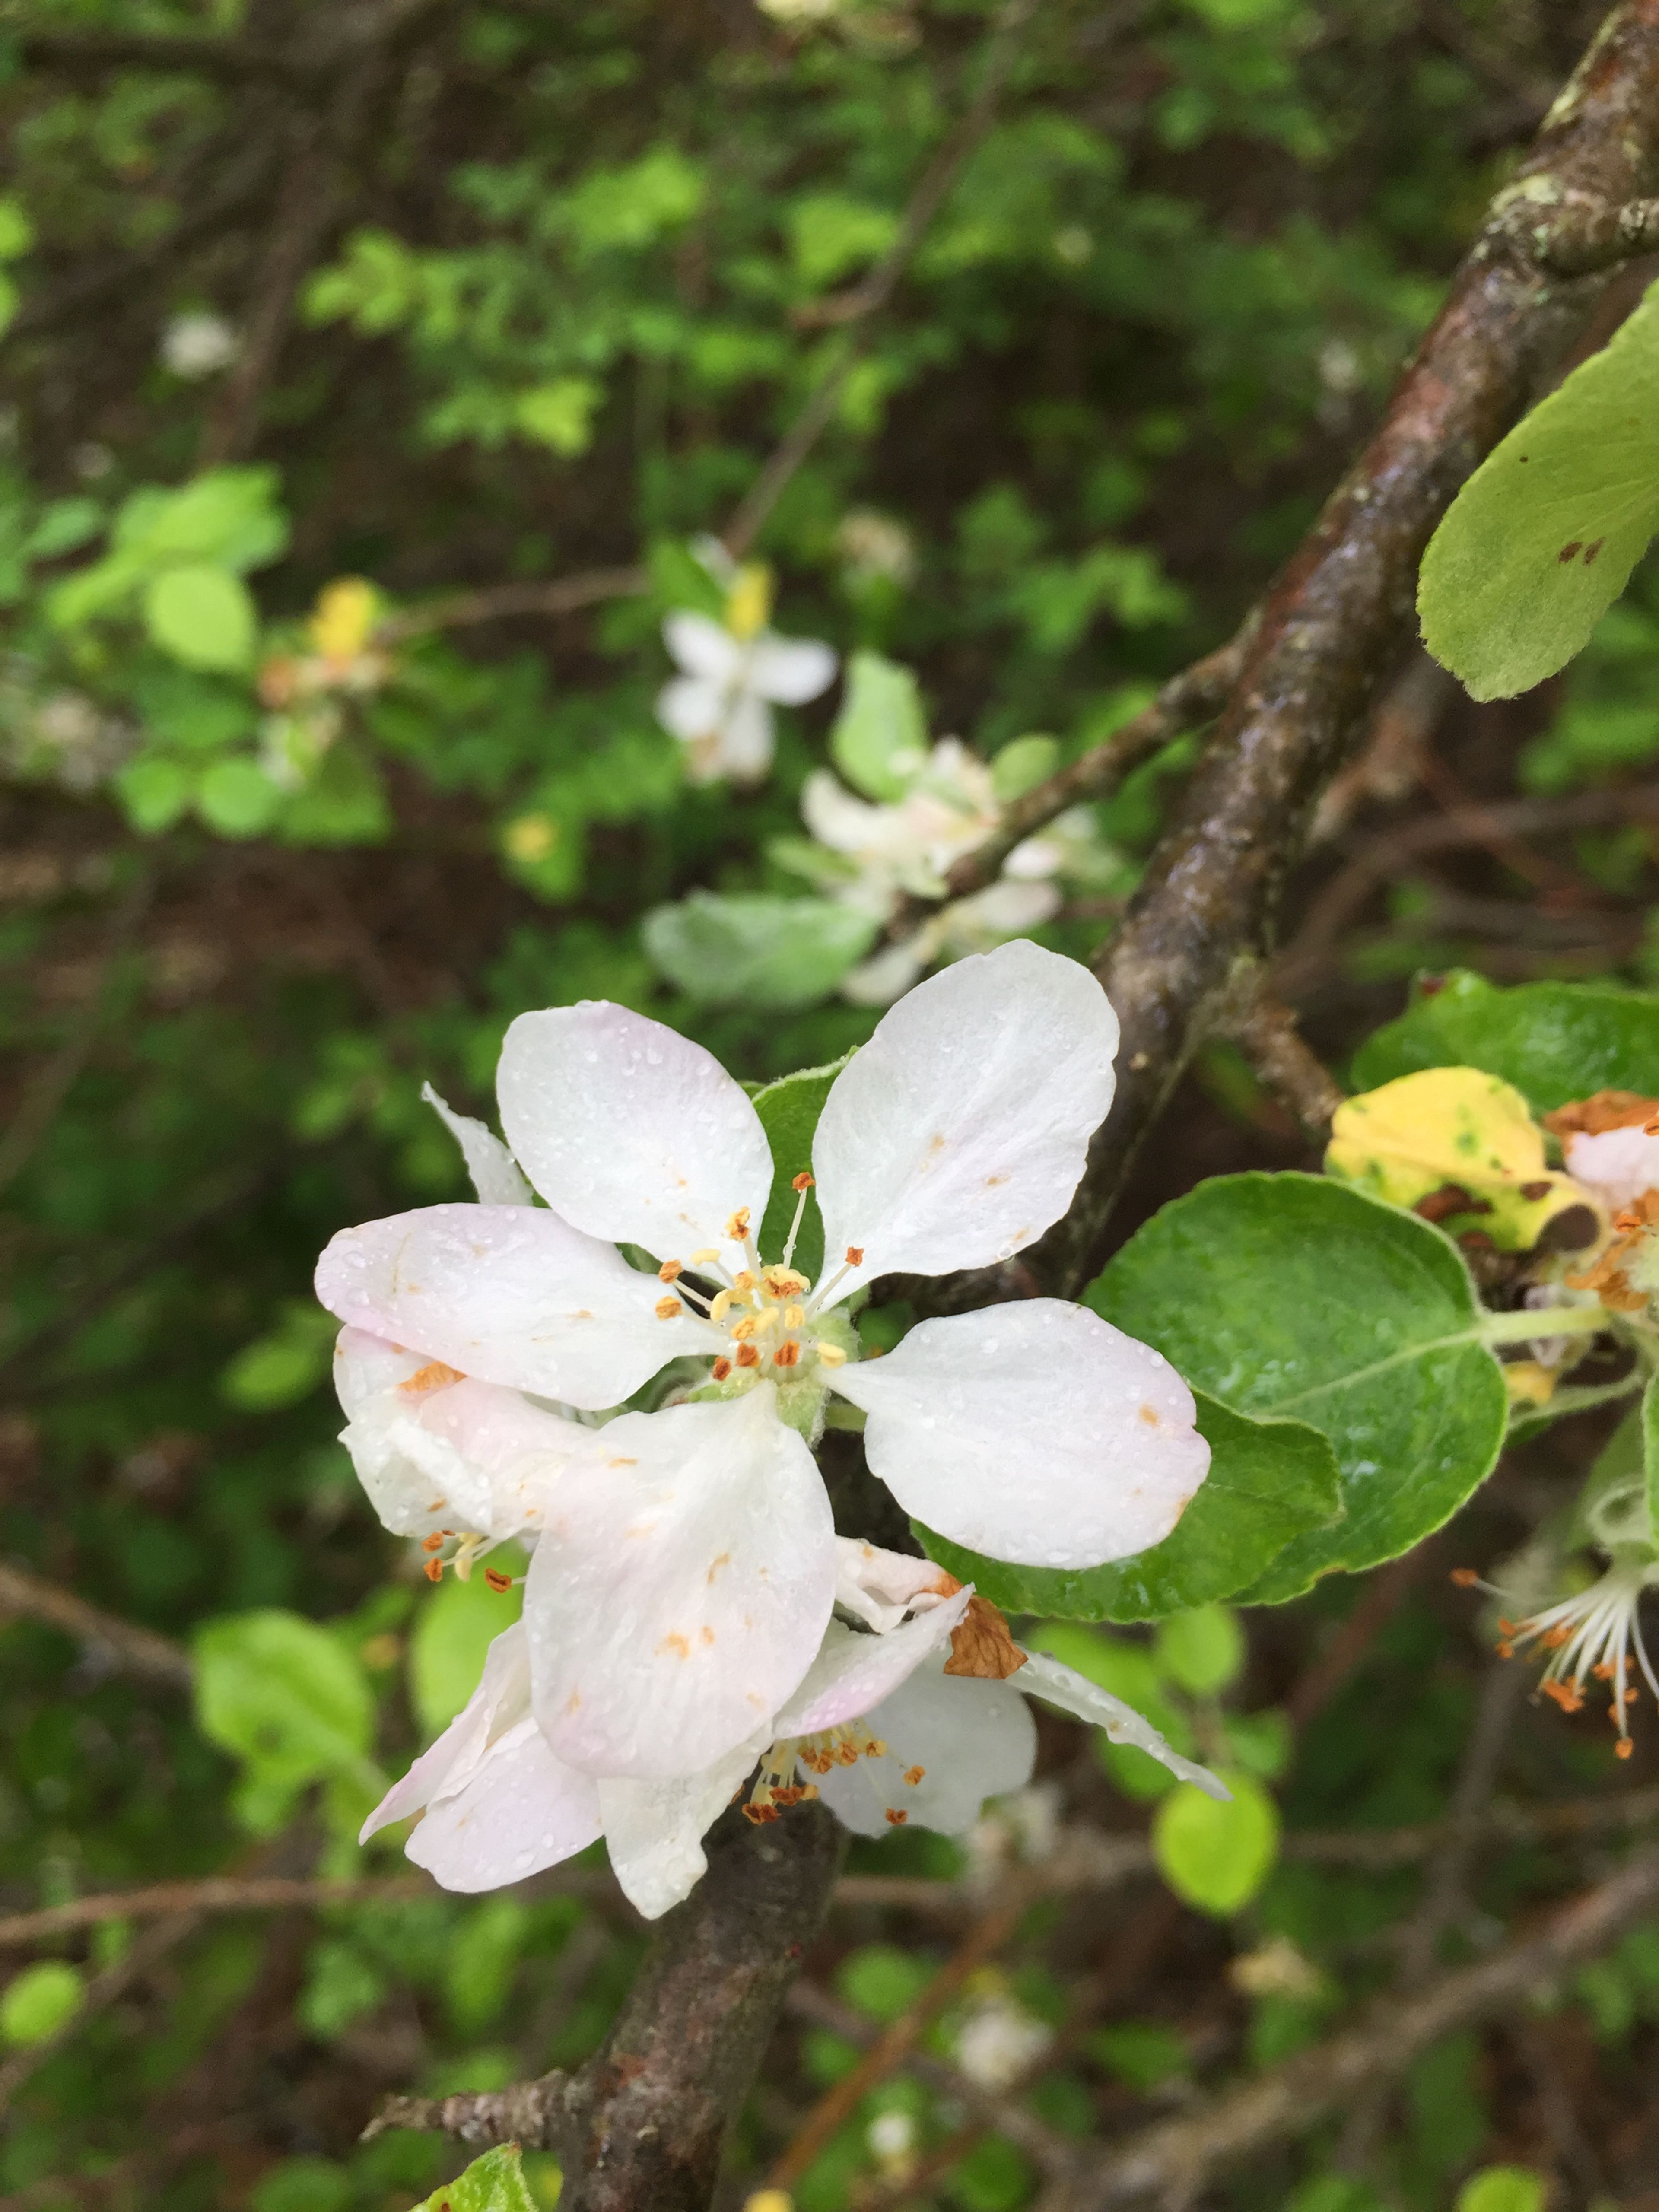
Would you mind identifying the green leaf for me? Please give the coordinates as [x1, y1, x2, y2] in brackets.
[829, 649, 928, 801]
[1152, 1768, 1279, 1915]
[445, 1897, 529, 2034]
[251, 2157, 353, 2212]
[414, 2146, 537, 2212]
[643, 893, 877, 1010]
[1086, 1174, 1509, 1599]
[194, 1611, 375, 1829]
[197, 756, 283, 838]
[410, 1560, 525, 1737]
[1351, 969, 1659, 1110]
[0, 1961, 83, 2047]
[513, 377, 601, 456]
[281, 742, 391, 845]
[918, 1392, 1341, 1622]
[1154, 1605, 1245, 1696]
[1420, 276, 1659, 699]
[989, 731, 1059, 801]
[115, 754, 196, 835]
[112, 467, 288, 572]
[220, 1300, 338, 1410]
[144, 564, 257, 671]
[0, 194, 33, 261]
[1454, 2169, 1547, 2212]
[751, 1052, 854, 1285]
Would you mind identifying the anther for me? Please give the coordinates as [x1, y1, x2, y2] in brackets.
[484, 1568, 514, 1595]
[423, 1558, 444, 1583]
[885, 1808, 908, 1826]
[1450, 1568, 1478, 1588]
[783, 1304, 805, 1331]
[658, 1259, 683, 1283]
[773, 1341, 801, 1368]
[725, 1208, 751, 1240]
[817, 1343, 847, 1367]
[903, 1765, 925, 1785]
[690, 1247, 720, 1265]
[712, 1357, 733, 1382]
[655, 1296, 682, 1319]
[421, 1532, 445, 1552]
[845, 1245, 864, 1265]
[1618, 1738, 1636, 1759]
[792, 1172, 814, 1192]
[735, 1343, 760, 1368]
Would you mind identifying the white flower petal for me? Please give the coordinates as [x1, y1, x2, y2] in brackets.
[422, 1082, 533, 1206]
[830, 1300, 1208, 1568]
[315, 1204, 710, 1408]
[773, 1592, 971, 1737]
[408, 1715, 604, 1891]
[600, 1732, 767, 1920]
[840, 934, 929, 1008]
[813, 940, 1120, 1297]
[713, 689, 775, 782]
[1565, 1125, 1659, 1211]
[749, 634, 837, 705]
[657, 673, 727, 744]
[948, 878, 1061, 935]
[813, 1654, 1035, 1837]
[524, 1388, 836, 1780]
[833, 1535, 960, 1630]
[360, 1640, 503, 1840]
[664, 612, 743, 681]
[496, 1002, 774, 1259]
[1016, 1649, 1229, 1799]
[801, 769, 890, 857]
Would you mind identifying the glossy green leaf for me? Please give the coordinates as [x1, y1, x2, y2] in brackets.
[918, 1391, 1341, 1621]
[1352, 969, 1659, 1109]
[410, 1559, 524, 1737]
[194, 1611, 375, 1829]
[0, 1961, 83, 2048]
[1420, 276, 1659, 698]
[751, 1052, 852, 1284]
[642, 892, 877, 1009]
[1153, 1768, 1279, 1915]
[144, 563, 257, 671]
[828, 649, 928, 801]
[1086, 1174, 1509, 1599]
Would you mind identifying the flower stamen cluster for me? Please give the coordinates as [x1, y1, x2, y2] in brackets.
[1456, 1558, 1659, 1756]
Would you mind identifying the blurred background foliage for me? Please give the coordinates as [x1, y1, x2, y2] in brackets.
[1, 0, 1658, 2207]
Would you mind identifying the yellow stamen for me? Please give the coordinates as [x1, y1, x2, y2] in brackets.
[655, 1296, 682, 1319]
[817, 1343, 847, 1368]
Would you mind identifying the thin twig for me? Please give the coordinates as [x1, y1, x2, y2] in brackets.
[0, 1911, 200, 2114]
[0, 1562, 193, 1691]
[721, 0, 1043, 560]
[1074, 1840, 1659, 2207]
[1217, 976, 1346, 1143]
[766, 1878, 1035, 2190]
[373, 566, 650, 644]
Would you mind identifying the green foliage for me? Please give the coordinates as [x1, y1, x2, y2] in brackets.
[830, 651, 929, 801]
[1154, 1605, 1246, 1696]
[919, 1392, 1341, 1620]
[642, 894, 877, 1009]
[194, 1611, 377, 1831]
[1152, 1770, 1280, 1914]
[414, 2145, 539, 2212]
[1420, 276, 1659, 699]
[0, 1960, 84, 2047]
[750, 1053, 852, 1285]
[1352, 969, 1659, 1108]
[1087, 1175, 1509, 1599]
[1455, 2171, 1547, 2212]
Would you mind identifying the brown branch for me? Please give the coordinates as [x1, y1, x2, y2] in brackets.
[766, 1878, 1035, 2191]
[1216, 976, 1346, 1143]
[1076, 1840, 1659, 2206]
[363, 1802, 845, 2211]
[721, 0, 1043, 560]
[1040, 0, 1659, 1295]
[373, 566, 651, 643]
[1523, 191, 1659, 272]
[0, 1562, 193, 1691]
[15, 30, 311, 85]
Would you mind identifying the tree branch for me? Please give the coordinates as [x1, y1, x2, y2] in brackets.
[374, 566, 651, 643]
[1042, 0, 1659, 1294]
[0, 1561, 193, 1691]
[1074, 1841, 1659, 2207]
[1216, 974, 1346, 1142]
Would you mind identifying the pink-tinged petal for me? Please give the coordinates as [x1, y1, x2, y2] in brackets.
[407, 1716, 603, 1892]
[334, 1328, 602, 1541]
[600, 1732, 768, 1920]
[496, 1004, 773, 1260]
[524, 1388, 836, 1780]
[801, 769, 888, 857]
[316, 1204, 711, 1408]
[813, 940, 1119, 1298]
[422, 1083, 532, 1206]
[773, 1591, 971, 1738]
[813, 1655, 1035, 1837]
[830, 1301, 1208, 1569]
[360, 1623, 530, 1839]
[1015, 1649, 1228, 1800]
[657, 673, 726, 743]
[749, 634, 837, 705]
[833, 1536, 960, 1630]
[1565, 1125, 1659, 1211]
[664, 612, 742, 681]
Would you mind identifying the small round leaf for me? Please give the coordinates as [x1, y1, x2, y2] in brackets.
[1153, 1768, 1279, 1915]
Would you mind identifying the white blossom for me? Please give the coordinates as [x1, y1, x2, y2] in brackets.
[316, 941, 1211, 1785]
[160, 311, 239, 379]
[655, 560, 835, 784]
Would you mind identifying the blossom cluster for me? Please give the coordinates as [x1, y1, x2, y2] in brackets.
[315, 942, 1219, 1913]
